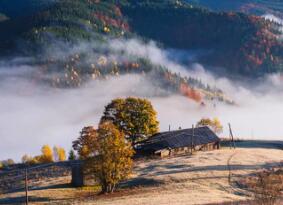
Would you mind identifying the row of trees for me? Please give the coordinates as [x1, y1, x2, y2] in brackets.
[21, 145, 66, 165]
[0, 159, 15, 169]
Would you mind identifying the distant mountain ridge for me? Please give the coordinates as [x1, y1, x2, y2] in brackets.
[185, 0, 283, 17]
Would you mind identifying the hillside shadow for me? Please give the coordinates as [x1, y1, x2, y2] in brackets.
[0, 193, 81, 204]
[136, 163, 192, 177]
[221, 140, 283, 150]
[119, 177, 164, 189]
[137, 161, 282, 178]
[30, 183, 72, 191]
[0, 196, 50, 204]
[204, 197, 283, 205]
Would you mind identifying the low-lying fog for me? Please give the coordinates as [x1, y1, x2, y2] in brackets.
[1, 38, 283, 161]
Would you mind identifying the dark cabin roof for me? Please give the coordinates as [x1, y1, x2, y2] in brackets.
[139, 126, 220, 152]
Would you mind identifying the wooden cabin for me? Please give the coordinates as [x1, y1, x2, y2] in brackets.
[137, 126, 220, 158]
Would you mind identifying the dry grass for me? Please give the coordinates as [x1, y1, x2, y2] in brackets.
[0, 147, 282, 205]
[243, 169, 283, 205]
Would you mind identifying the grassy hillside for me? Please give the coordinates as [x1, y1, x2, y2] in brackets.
[1, 146, 282, 204]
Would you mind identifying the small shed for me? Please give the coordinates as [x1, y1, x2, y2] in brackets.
[137, 126, 220, 157]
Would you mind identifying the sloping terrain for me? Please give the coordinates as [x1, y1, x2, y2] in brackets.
[0, 146, 282, 204]
[95, 148, 283, 205]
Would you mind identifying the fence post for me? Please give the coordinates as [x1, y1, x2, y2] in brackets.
[25, 168, 29, 205]
[191, 125, 194, 154]
[228, 123, 236, 149]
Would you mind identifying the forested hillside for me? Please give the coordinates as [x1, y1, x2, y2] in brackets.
[121, 1, 283, 75]
[0, 0, 282, 103]
[0, 0, 282, 76]
[0, 0, 234, 104]
[0, 0, 55, 18]
[185, 0, 283, 17]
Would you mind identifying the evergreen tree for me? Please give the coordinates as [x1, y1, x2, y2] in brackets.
[68, 149, 76, 161]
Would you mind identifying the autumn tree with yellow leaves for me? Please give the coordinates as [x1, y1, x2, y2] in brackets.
[22, 154, 33, 164]
[21, 145, 66, 165]
[196, 118, 223, 134]
[100, 97, 159, 144]
[72, 97, 158, 192]
[21, 154, 39, 165]
[39, 145, 54, 163]
[53, 146, 66, 161]
[72, 126, 98, 159]
[81, 122, 134, 193]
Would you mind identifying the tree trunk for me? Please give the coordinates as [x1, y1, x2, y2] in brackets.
[101, 182, 107, 193]
[110, 184, 116, 193]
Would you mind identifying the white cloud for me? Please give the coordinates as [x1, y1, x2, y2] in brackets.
[1, 38, 283, 161]
[263, 14, 283, 39]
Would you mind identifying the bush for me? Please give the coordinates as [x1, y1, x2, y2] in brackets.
[249, 170, 283, 205]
